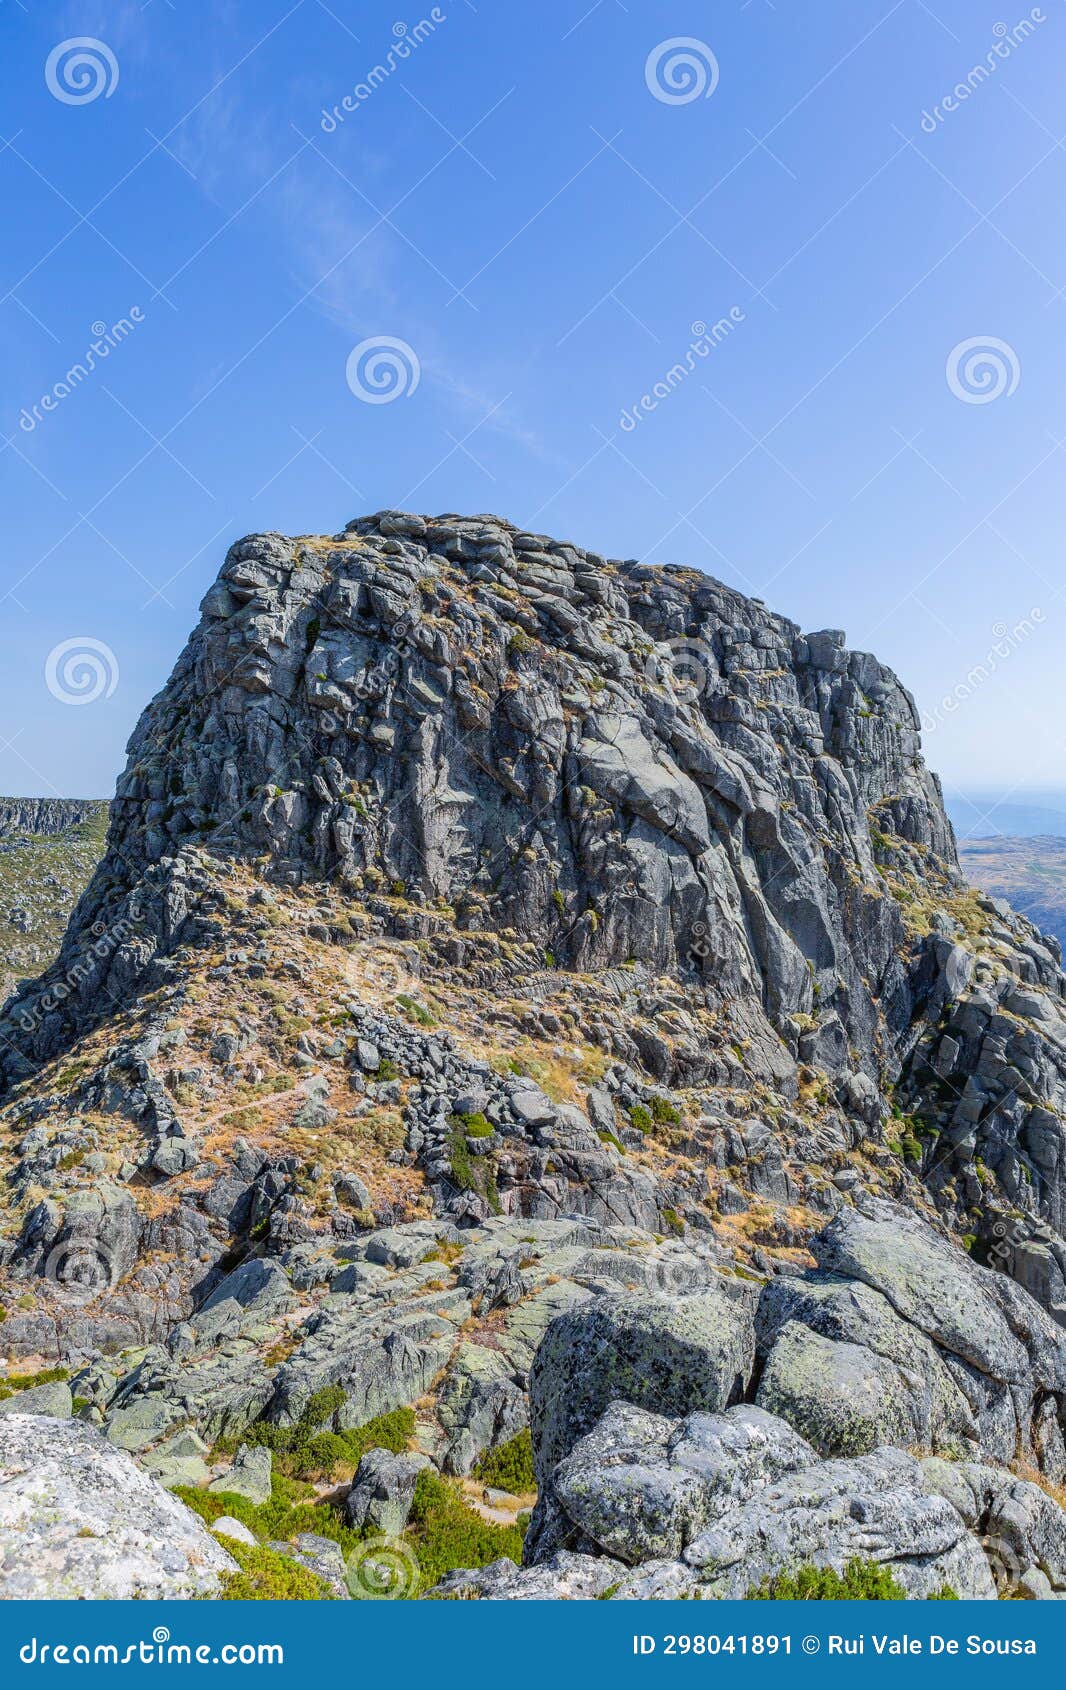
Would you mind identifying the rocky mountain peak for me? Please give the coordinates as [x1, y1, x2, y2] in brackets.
[3, 511, 956, 1081]
[1, 514, 1065, 1601]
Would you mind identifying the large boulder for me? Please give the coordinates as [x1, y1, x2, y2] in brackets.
[546, 1401, 816, 1564]
[0, 1414, 235, 1598]
[921, 1457, 1066, 1597]
[529, 1281, 758, 1489]
[208, 1442, 272, 1505]
[757, 1201, 1066, 1477]
[345, 1448, 429, 1537]
[683, 1445, 996, 1599]
[755, 1278, 975, 1458]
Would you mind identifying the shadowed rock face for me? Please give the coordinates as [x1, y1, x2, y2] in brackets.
[0, 512, 953, 1082]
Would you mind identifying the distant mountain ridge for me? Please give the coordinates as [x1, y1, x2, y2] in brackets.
[0, 799, 108, 1005]
[0, 798, 109, 838]
[948, 795, 1066, 840]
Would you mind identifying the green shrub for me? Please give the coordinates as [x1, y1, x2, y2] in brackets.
[214, 1539, 333, 1600]
[408, 1471, 524, 1593]
[472, 1429, 534, 1495]
[395, 994, 436, 1028]
[746, 1558, 912, 1600]
[302, 1384, 346, 1427]
[174, 1476, 359, 1558]
[0, 1365, 68, 1402]
[650, 1097, 681, 1125]
[215, 1403, 415, 1482]
[629, 1105, 652, 1133]
[452, 1110, 493, 1139]
[447, 1122, 501, 1214]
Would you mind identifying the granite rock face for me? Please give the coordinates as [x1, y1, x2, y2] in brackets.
[756, 1200, 1066, 1475]
[0, 513, 954, 1088]
[0, 1414, 234, 1598]
[2, 513, 1063, 1313]
[0, 514, 1065, 1599]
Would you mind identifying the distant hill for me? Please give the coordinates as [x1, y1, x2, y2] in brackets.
[958, 834, 1066, 950]
[0, 799, 109, 1005]
[948, 795, 1066, 839]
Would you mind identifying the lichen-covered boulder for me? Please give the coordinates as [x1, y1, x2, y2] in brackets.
[529, 1281, 758, 1490]
[345, 1448, 428, 1537]
[0, 1414, 235, 1598]
[208, 1442, 272, 1505]
[683, 1445, 997, 1599]
[921, 1457, 1066, 1597]
[547, 1401, 816, 1564]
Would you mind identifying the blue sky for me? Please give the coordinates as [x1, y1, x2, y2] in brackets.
[1, 0, 1064, 821]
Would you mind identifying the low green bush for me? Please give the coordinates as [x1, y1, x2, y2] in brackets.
[408, 1471, 524, 1593]
[174, 1473, 359, 1558]
[746, 1558, 953, 1600]
[472, 1428, 534, 1495]
[213, 1538, 334, 1600]
[214, 1403, 414, 1482]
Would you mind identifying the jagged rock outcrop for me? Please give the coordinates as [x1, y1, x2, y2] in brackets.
[1, 513, 1066, 1600]
[0, 513, 956, 1088]
[1, 513, 1063, 1317]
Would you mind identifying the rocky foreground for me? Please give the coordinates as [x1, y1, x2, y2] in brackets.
[0, 511, 1065, 1598]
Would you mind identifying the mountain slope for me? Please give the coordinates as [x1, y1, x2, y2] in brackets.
[1, 512, 1065, 1598]
[0, 800, 108, 1005]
